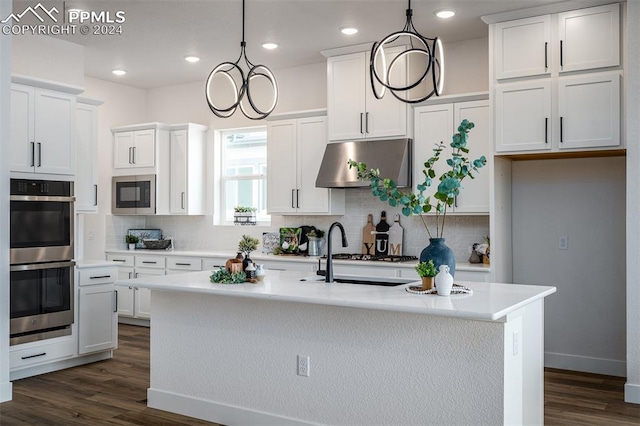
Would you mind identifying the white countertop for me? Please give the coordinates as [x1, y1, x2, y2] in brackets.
[105, 249, 491, 273]
[117, 270, 554, 322]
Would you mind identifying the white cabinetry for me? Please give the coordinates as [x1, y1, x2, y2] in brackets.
[414, 99, 490, 213]
[77, 266, 118, 354]
[327, 46, 408, 141]
[169, 124, 207, 215]
[492, 3, 621, 155]
[75, 97, 102, 212]
[10, 84, 76, 176]
[267, 115, 345, 215]
[113, 129, 156, 169]
[167, 256, 202, 274]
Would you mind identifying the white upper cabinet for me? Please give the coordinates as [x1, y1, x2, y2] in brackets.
[558, 4, 620, 73]
[75, 98, 102, 213]
[11, 84, 75, 176]
[495, 80, 552, 152]
[113, 129, 156, 169]
[267, 115, 345, 215]
[494, 3, 619, 80]
[327, 46, 408, 141]
[414, 100, 490, 214]
[169, 124, 207, 215]
[494, 15, 551, 80]
[557, 72, 620, 150]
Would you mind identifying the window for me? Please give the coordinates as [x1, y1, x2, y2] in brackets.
[219, 127, 268, 224]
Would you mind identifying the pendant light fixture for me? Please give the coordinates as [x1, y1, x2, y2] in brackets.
[370, 0, 444, 103]
[205, 0, 278, 120]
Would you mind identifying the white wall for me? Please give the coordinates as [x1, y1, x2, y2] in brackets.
[625, 0, 640, 404]
[442, 37, 489, 95]
[512, 157, 626, 376]
[80, 77, 148, 260]
[0, 0, 13, 403]
[12, 35, 84, 88]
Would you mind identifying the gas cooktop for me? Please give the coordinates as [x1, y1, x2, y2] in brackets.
[323, 253, 418, 262]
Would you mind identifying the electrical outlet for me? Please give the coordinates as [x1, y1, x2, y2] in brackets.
[559, 236, 568, 250]
[297, 355, 310, 377]
[88, 231, 95, 241]
[467, 245, 473, 254]
[512, 331, 519, 356]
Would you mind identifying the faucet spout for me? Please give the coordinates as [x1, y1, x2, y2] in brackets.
[326, 222, 348, 283]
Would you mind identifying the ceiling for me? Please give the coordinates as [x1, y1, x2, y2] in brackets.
[12, 0, 560, 89]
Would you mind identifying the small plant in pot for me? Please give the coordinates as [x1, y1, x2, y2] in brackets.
[125, 235, 139, 250]
[238, 234, 259, 271]
[349, 119, 486, 276]
[415, 260, 437, 290]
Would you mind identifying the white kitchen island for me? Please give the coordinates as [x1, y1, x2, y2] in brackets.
[119, 270, 555, 425]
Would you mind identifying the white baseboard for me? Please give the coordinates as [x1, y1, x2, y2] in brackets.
[625, 383, 640, 404]
[147, 388, 316, 426]
[545, 351, 626, 377]
[0, 381, 12, 402]
[118, 317, 150, 327]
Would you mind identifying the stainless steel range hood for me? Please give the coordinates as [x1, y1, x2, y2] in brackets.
[316, 138, 412, 188]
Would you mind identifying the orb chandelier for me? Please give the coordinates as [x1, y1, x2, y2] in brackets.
[205, 0, 278, 120]
[370, 0, 444, 103]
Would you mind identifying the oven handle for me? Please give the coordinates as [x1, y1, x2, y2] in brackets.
[10, 260, 76, 271]
[10, 195, 76, 202]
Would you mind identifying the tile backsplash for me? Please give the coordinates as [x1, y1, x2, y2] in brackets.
[106, 189, 489, 260]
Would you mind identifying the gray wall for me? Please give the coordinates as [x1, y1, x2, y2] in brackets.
[512, 157, 626, 376]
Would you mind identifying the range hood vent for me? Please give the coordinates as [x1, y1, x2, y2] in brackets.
[316, 138, 412, 188]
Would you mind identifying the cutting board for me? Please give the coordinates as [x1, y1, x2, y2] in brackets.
[388, 214, 404, 255]
[362, 214, 375, 255]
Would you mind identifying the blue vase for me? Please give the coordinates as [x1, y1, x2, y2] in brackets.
[419, 238, 456, 277]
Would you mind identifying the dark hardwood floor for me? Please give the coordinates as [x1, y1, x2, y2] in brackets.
[1, 324, 639, 425]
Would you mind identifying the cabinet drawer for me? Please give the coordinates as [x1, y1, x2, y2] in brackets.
[202, 258, 230, 270]
[11, 338, 75, 370]
[106, 254, 134, 267]
[78, 267, 117, 286]
[167, 257, 202, 271]
[135, 255, 166, 269]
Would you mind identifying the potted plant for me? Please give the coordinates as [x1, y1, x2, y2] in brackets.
[305, 229, 325, 257]
[233, 206, 257, 226]
[238, 234, 259, 270]
[415, 260, 437, 290]
[348, 119, 486, 276]
[125, 234, 139, 250]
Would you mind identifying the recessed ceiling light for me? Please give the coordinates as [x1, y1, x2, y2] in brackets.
[112, 69, 126, 76]
[262, 43, 278, 50]
[184, 56, 200, 63]
[435, 9, 455, 19]
[341, 27, 358, 35]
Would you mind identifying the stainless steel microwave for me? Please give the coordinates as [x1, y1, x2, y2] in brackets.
[112, 174, 156, 215]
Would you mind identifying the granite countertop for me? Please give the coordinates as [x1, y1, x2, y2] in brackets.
[116, 270, 554, 321]
[104, 249, 491, 273]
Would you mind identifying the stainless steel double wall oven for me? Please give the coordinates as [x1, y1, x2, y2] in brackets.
[9, 178, 75, 345]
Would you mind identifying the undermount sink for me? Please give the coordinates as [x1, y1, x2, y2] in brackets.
[300, 275, 415, 287]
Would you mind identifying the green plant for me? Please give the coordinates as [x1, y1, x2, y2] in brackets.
[306, 229, 325, 238]
[415, 260, 437, 277]
[234, 206, 257, 213]
[210, 267, 246, 284]
[348, 119, 486, 238]
[238, 234, 259, 256]
[125, 235, 139, 244]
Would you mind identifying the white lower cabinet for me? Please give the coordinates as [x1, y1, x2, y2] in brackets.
[10, 337, 76, 371]
[78, 266, 118, 355]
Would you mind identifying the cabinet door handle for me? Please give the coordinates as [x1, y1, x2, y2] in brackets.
[560, 116, 564, 143]
[94, 184, 98, 206]
[37, 142, 42, 167]
[128, 272, 132, 279]
[90, 275, 111, 279]
[112, 259, 126, 262]
[454, 195, 458, 208]
[360, 113, 364, 134]
[544, 42, 548, 70]
[30, 142, 35, 166]
[175, 263, 191, 266]
[129, 147, 133, 164]
[21, 352, 46, 360]
[560, 40, 563, 68]
[365, 112, 369, 134]
[181, 192, 185, 210]
[291, 189, 295, 209]
[135, 273, 139, 278]
[296, 189, 300, 208]
[545, 118, 548, 144]
[142, 261, 157, 264]
[114, 290, 118, 313]
[132, 146, 136, 164]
